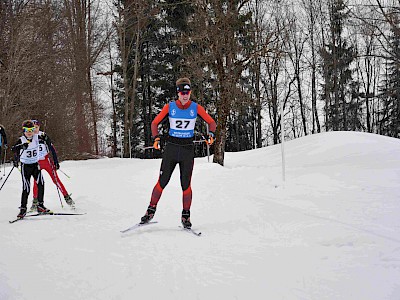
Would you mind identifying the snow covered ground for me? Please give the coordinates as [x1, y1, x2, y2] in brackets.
[0, 131, 399, 300]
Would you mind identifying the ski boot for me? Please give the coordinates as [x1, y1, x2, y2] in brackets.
[140, 205, 156, 224]
[64, 194, 75, 208]
[37, 203, 51, 214]
[181, 209, 192, 229]
[17, 207, 27, 219]
[30, 198, 38, 212]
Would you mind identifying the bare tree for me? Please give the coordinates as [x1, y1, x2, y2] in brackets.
[115, 0, 156, 157]
[63, 0, 92, 153]
[63, 0, 109, 155]
[285, 5, 309, 136]
[301, 0, 322, 134]
[187, 0, 272, 166]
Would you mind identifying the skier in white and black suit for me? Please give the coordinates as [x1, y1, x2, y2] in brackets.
[11, 120, 52, 219]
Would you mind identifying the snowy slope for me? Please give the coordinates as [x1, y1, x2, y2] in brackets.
[0, 131, 399, 300]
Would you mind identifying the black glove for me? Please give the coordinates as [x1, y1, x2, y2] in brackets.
[13, 160, 19, 168]
[22, 142, 29, 150]
[55, 163, 60, 170]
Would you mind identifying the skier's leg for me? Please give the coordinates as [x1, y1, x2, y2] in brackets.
[20, 164, 33, 209]
[141, 145, 177, 223]
[42, 158, 68, 196]
[179, 146, 194, 228]
[34, 166, 49, 213]
[179, 146, 194, 210]
[149, 145, 178, 206]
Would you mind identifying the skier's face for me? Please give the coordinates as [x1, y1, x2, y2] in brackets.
[178, 90, 191, 105]
[34, 125, 40, 134]
[23, 127, 35, 138]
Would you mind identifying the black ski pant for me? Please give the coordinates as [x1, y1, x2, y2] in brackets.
[150, 142, 194, 210]
[20, 163, 44, 208]
[159, 143, 194, 190]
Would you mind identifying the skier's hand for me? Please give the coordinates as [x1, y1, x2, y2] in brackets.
[22, 142, 29, 150]
[55, 163, 60, 170]
[13, 160, 19, 168]
[205, 132, 214, 146]
[153, 137, 161, 150]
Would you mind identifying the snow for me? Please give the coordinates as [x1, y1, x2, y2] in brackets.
[0, 131, 399, 300]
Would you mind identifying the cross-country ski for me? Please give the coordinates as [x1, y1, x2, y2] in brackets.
[179, 225, 202, 236]
[9, 212, 86, 223]
[120, 221, 158, 233]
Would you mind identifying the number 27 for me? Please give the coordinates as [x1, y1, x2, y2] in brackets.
[176, 120, 190, 129]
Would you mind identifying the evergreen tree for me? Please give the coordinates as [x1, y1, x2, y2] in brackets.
[114, 0, 194, 158]
[319, 0, 358, 131]
[378, 10, 400, 137]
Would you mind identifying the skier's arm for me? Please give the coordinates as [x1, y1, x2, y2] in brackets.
[197, 104, 216, 145]
[48, 143, 60, 168]
[197, 105, 216, 134]
[40, 133, 59, 168]
[151, 103, 170, 138]
[11, 138, 26, 166]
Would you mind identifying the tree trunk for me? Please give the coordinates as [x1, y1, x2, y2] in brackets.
[86, 0, 98, 155]
[65, 0, 92, 153]
[127, 24, 141, 157]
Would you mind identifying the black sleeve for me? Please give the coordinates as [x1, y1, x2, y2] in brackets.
[11, 138, 23, 161]
[0, 127, 7, 145]
[40, 133, 59, 165]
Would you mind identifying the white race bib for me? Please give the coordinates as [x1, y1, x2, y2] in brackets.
[19, 135, 40, 164]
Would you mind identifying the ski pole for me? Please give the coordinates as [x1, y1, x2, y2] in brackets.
[140, 146, 155, 150]
[0, 147, 3, 176]
[206, 125, 210, 162]
[45, 142, 64, 208]
[0, 166, 15, 192]
[51, 163, 64, 208]
[201, 135, 210, 162]
[142, 140, 206, 148]
[58, 169, 70, 179]
[1, 146, 26, 191]
[3, 147, 7, 174]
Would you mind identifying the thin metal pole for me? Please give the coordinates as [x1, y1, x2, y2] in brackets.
[206, 124, 210, 163]
[2, 147, 6, 175]
[280, 97, 285, 183]
[59, 169, 71, 178]
[129, 129, 131, 159]
[119, 123, 123, 158]
[0, 166, 15, 191]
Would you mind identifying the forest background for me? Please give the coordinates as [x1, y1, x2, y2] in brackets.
[0, 0, 399, 166]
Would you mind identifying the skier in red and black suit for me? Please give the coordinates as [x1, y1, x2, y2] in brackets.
[30, 119, 75, 211]
[140, 77, 216, 228]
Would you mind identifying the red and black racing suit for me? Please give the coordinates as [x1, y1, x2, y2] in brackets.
[149, 100, 216, 210]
